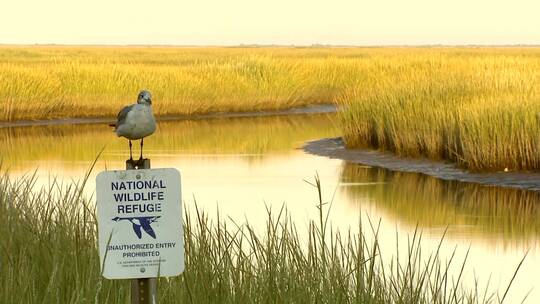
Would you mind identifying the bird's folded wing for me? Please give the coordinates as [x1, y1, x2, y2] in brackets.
[116, 104, 135, 127]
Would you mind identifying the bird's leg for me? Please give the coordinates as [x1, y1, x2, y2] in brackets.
[139, 138, 144, 161]
[129, 140, 133, 161]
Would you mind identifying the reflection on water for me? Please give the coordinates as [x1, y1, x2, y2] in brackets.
[1, 113, 539, 302]
[0, 114, 339, 166]
[340, 164, 540, 246]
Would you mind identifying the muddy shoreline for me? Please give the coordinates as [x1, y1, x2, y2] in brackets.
[304, 137, 540, 191]
[0, 104, 337, 128]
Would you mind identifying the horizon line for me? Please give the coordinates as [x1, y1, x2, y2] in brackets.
[1, 43, 540, 48]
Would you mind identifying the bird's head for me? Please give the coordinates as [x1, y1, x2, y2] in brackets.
[137, 90, 152, 105]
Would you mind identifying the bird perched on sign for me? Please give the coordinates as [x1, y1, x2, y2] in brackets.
[111, 90, 156, 161]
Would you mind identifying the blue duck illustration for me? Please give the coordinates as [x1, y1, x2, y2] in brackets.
[112, 216, 160, 239]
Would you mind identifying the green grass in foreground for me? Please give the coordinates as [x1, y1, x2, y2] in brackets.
[0, 169, 525, 303]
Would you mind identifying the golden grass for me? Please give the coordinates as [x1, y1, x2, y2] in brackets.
[3, 46, 540, 171]
[0, 46, 360, 121]
[338, 48, 540, 171]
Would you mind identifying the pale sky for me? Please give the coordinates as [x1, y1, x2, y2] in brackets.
[2, 0, 539, 45]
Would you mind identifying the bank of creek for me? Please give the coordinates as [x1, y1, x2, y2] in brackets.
[1, 107, 538, 303]
[304, 137, 540, 191]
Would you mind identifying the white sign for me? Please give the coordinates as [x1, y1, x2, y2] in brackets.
[96, 168, 184, 279]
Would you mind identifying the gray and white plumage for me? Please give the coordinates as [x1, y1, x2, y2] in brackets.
[114, 90, 156, 140]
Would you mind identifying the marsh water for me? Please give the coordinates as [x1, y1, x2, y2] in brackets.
[2, 113, 539, 303]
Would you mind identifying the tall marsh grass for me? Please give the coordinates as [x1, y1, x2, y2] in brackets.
[0, 170, 525, 303]
[3, 46, 540, 170]
[338, 48, 540, 171]
[0, 46, 357, 121]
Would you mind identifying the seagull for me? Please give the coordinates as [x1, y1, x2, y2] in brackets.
[111, 90, 156, 161]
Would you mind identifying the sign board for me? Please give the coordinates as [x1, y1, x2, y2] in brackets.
[96, 168, 184, 279]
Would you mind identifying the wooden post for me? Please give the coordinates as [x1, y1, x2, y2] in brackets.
[126, 158, 158, 304]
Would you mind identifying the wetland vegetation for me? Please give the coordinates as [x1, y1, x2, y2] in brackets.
[0, 46, 350, 121]
[2, 46, 540, 171]
[337, 48, 540, 171]
[0, 171, 524, 303]
[1, 46, 538, 302]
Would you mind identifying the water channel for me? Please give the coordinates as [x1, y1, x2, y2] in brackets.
[1, 113, 538, 303]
